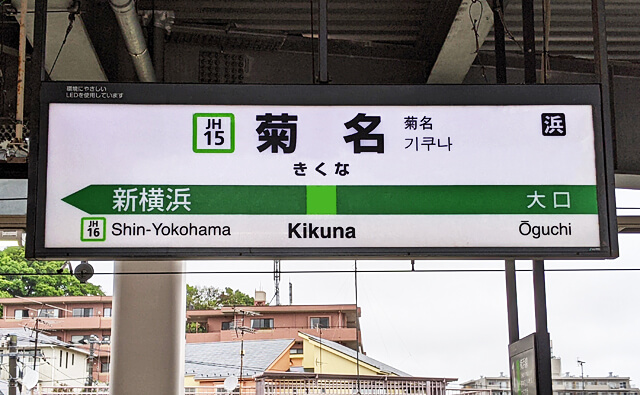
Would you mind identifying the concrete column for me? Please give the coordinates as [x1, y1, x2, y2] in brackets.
[110, 261, 185, 395]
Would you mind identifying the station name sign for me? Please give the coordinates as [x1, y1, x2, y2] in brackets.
[27, 83, 617, 259]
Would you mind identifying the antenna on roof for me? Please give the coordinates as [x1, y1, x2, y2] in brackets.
[15, 295, 73, 313]
[274, 260, 281, 306]
[233, 308, 259, 395]
[289, 280, 293, 305]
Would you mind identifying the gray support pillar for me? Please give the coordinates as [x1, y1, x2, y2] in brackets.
[110, 261, 186, 395]
[533, 260, 553, 395]
[504, 259, 519, 344]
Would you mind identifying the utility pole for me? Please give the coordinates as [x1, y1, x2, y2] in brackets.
[234, 309, 257, 395]
[317, 324, 323, 374]
[9, 334, 18, 395]
[87, 341, 95, 387]
[33, 319, 40, 370]
[84, 335, 110, 387]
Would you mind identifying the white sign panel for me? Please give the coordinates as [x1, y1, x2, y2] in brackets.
[30, 84, 616, 259]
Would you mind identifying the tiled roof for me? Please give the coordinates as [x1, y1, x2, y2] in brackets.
[185, 338, 294, 380]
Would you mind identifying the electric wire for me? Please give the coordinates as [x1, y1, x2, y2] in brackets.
[469, 0, 488, 82]
[0, 362, 17, 381]
[4, 267, 640, 277]
[493, 3, 523, 52]
[184, 359, 266, 372]
[0, 357, 87, 383]
[49, 10, 76, 75]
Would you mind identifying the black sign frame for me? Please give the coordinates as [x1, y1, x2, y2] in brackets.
[26, 83, 618, 260]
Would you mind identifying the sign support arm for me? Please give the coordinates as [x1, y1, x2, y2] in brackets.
[505, 259, 519, 344]
[533, 260, 553, 395]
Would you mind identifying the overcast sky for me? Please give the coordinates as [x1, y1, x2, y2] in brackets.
[3, 189, 640, 386]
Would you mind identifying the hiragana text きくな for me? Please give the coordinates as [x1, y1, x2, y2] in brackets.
[292, 162, 350, 177]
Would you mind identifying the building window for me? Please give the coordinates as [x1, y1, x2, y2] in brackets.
[310, 317, 329, 329]
[101, 362, 110, 373]
[37, 308, 59, 318]
[222, 321, 235, 331]
[251, 318, 274, 329]
[73, 308, 93, 317]
[103, 308, 112, 317]
[290, 348, 304, 354]
[14, 309, 29, 319]
[621, 383, 627, 389]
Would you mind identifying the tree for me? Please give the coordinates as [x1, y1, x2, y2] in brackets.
[0, 246, 104, 316]
[186, 285, 254, 310]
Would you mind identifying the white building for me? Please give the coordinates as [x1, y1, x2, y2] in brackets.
[460, 357, 640, 395]
[1, 329, 90, 389]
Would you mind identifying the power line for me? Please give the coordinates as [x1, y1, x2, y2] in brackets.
[4, 267, 640, 277]
[184, 359, 265, 372]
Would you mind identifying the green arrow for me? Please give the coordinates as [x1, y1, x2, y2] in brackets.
[62, 185, 306, 215]
[61, 184, 598, 215]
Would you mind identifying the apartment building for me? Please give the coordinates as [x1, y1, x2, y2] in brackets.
[0, 296, 112, 344]
[0, 293, 362, 382]
[185, 293, 362, 353]
[460, 357, 640, 395]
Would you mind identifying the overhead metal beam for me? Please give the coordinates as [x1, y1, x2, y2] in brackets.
[168, 25, 423, 61]
[415, 0, 461, 72]
[427, 0, 494, 83]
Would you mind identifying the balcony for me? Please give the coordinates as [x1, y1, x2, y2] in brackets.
[215, 327, 359, 343]
[0, 316, 111, 331]
[257, 372, 452, 395]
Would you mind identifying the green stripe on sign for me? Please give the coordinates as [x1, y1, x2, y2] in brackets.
[306, 185, 337, 214]
[336, 185, 598, 215]
[62, 185, 306, 215]
[62, 184, 598, 215]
